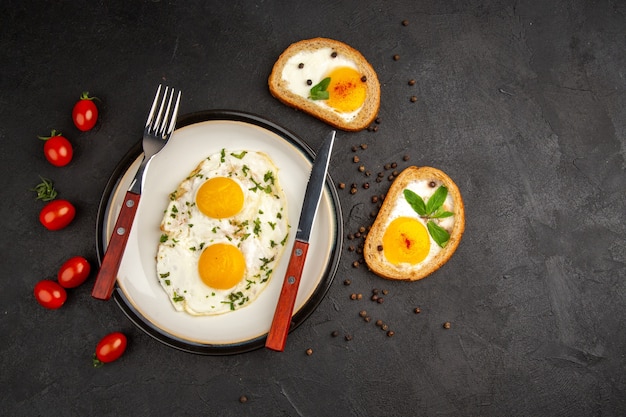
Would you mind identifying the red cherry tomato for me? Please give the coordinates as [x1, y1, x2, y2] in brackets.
[72, 92, 99, 131]
[39, 130, 73, 167]
[39, 199, 76, 231]
[94, 332, 127, 366]
[34, 280, 67, 309]
[58, 256, 91, 288]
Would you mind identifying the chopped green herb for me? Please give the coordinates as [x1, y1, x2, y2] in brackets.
[160, 234, 168, 243]
[231, 151, 248, 159]
[160, 272, 170, 278]
[220, 148, 226, 163]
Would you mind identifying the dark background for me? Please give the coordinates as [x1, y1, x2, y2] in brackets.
[2, 1, 625, 416]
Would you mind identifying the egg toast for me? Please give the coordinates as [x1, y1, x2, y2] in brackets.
[268, 37, 380, 131]
[364, 166, 465, 281]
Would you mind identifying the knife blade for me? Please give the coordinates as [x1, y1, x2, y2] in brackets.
[265, 130, 336, 351]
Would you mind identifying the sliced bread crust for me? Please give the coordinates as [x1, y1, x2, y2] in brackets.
[268, 37, 380, 131]
[364, 166, 465, 281]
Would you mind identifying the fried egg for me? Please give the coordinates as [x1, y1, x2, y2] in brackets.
[156, 149, 290, 315]
[381, 181, 455, 270]
[281, 47, 367, 122]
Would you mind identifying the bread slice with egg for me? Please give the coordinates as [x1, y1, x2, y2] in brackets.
[268, 37, 380, 131]
[364, 166, 465, 281]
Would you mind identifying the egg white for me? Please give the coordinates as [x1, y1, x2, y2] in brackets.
[382, 180, 455, 270]
[281, 47, 363, 122]
[155, 150, 290, 316]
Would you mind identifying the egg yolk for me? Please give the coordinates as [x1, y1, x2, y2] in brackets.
[198, 243, 246, 289]
[196, 177, 244, 219]
[382, 217, 431, 265]
[325, 67, 367, 113]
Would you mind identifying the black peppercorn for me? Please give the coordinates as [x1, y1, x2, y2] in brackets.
[353, 155, 360, 163]
[377, 245, 383, 251]
[331, 51, 338, 58]
[345, 334, 353, 341]
[360, 143, 368, 150]
[414, 307, 421, 314]
[410, 96, 417, 102]
[443, 321, 451, 329]
[359, 310, 367, 317]
[298, 63, 304, 69]
[361, 75, 367, 82]
[402, 20, 409, 26]
[239, 395, 248, 403]
[306, 79, 312, 86]
[393, 54, 400, 61]
[403, 154, 410, 161]
[408, 79, 416, 86]
[305, 348, 313, 356]
[375, 320, 383, 327]
[344, 279, 351, 286]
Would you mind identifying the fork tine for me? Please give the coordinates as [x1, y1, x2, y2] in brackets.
[158, 88, 175, 135]
[152, 86, 169, 133]
[165, 91, 182, 136]
[145, 84, 162, 128]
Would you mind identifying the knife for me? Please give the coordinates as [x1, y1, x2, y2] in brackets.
[265, 130, 336, 351]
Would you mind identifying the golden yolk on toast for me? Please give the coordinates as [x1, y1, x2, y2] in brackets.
[382, 217, 431, 264]
[325, 67, 366, 113]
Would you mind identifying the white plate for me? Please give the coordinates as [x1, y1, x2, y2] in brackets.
[96, 110, 342, 354]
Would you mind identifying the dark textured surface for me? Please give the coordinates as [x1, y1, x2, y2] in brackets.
[2, 1, 625, 416]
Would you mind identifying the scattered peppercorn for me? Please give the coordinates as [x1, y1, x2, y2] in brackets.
[345, 334, 353, 341]
[375, 319, 383, 327]
[371, 196, 379, 203]
[384, 163, 391, 170]
[306, 79, 312, 86]
[371, 294, 379, 301]
[388, 175, 395, 181]
[359, 226, 366, 233]
[353, 155, 360, 163]
[350, 187, 357, 195]
[357, 293, 363, 300]
[402, 20, 409, 26]
[363, 182, 369, 189]
[443, 321, 451, 329]
[403, 154, 410, 161]
[331, 51, 338, 58]
[375, 118, 381, 124]
[306, 348, 313, 356]
[360, 143, 368, 149]
[410, 96, 417, 102]
[352, 261, 359, 268]
[348, 245, 355, 252]
[381, 324, 389, 331]
[408, 79, 416, 86]
[338, 182, 345, 189]
[387, 330, 395, 337]
[361, 75, 367, 82]
[239, 395, 248, 404]
[351, 145, 358, 152]
[331, 330, 339, 337]
[372, 125, 378, 132]
[344, 279, 351, 286]
[414, 307, 421, 314]
[372, 289, 379, 295]
[429, 181, 436, 187]
[377, 298, 384, 304]
[350, 293, 357, 300]
[393, 54, 400, 61]
[364, 316, 371, 323]
[377, 245, 383, 251]
[358, 165, 365, 172]
[382, 289, 389, 295]
[391, 162, 397, 169]
[359, 310, 367, 317]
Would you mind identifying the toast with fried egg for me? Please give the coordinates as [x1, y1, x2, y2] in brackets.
[269, 38, 380, 131]
[364, 166, 465, 281]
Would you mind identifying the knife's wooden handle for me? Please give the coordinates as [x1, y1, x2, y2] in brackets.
[91, 191, 141, 300]
[265, 239, 309, 351]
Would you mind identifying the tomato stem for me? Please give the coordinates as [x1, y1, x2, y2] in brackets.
[37, 129, 62, 141]
[80, 91, 99, 101]
[92, 353, 105, 368]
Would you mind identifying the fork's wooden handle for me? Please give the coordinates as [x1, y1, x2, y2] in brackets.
[265, 239, 309, 351]
[92, 191, 141, 300]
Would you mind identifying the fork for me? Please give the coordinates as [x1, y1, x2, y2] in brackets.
[92, 85, 181, 300]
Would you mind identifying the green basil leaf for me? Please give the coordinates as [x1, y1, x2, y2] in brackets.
[425, 186, 448, 215]
[404, 189, 427, 216]
[432, 210, 454, 219]
[427, 220, 450, 248]
[309, 77, 331, 100]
